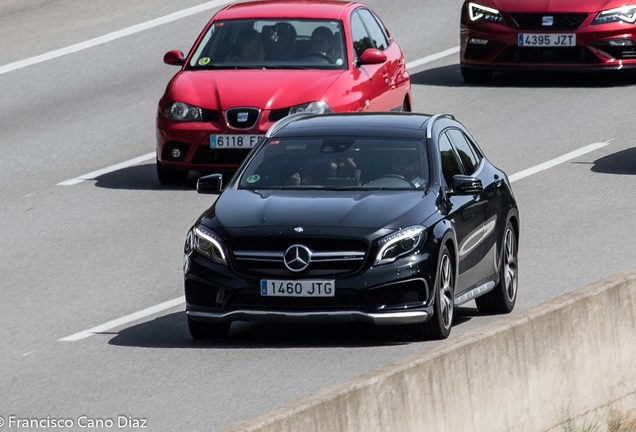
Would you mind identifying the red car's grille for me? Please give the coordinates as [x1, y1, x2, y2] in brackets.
[464, 40, 505, 60]
[268, 108, 290, 122]
[201, 109, 219, 122]
[590, 42, 636, 60]
[225, 107, 260, 129]
[510, 13, 589, 30]
[495, 46, 602, 64]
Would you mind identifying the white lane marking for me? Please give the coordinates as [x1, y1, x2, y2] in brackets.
[58, 142, 611, 341]
[22, 350, 36, 357]
[0, 0, 233, 76]
[406, 46, 460, 70]
[57, 152, 156, 186]
[508, 142, 610, 183]
[59, 296, 185, 341]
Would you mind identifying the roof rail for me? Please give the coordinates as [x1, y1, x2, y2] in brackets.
[265, 112, 314, 138]
[425, 112, 455, 139]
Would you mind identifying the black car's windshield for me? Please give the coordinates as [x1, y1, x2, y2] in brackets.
[188, 19, 347, 70]
[239, 137, 429, 190]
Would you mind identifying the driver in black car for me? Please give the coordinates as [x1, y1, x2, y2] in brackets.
[388, 152, 426, 188]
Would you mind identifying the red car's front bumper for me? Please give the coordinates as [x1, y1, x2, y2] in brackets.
[156, 108, 286, 173]
[461, 12, 636, 71]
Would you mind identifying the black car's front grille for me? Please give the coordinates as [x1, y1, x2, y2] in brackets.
[227, 288, 369, 310]
[232, 238, 369, 277]
[190, 146, 250, 164]
[225, 107, 260, 129]
[495, 46, 602, 64]
[464, 40, 506, 60]
[510, 13, 589, 30]
[268, 108, 290, 122]
[201, 108, 219, 122]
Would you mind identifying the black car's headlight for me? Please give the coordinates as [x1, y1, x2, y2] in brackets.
[374, 226, 427, 266]
[185, 226, 227, 266]
[592, 6, 636, 25]
[288, 101, 333, 115]
[163, 101, 203, 121]
[468, 2, 504, 23]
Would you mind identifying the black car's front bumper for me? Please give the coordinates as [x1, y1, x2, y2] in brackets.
[184, 250, 436, 326]
[186, 308, 431, 325]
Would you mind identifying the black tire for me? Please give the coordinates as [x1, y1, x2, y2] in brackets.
[416, 245, 455, 340]
[476, 221, 518, 315]
[460, 66, 493, 83]
[402, 97, 411, 112]
[187, 317, 231, 340]
[157, 159, 189, 185]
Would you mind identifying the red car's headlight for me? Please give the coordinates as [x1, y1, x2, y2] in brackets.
[163, 101, 204, 121]
[468, 2, 504, 24]
[592, 6, 636, 25]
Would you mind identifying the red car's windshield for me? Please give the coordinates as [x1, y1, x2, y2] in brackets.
[188, 19, 347, 70]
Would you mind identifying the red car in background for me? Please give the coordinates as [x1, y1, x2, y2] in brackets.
[460, 0, 636, 82]
[156, 0, 411, 184]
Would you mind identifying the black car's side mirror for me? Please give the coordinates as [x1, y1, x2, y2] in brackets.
[450, 175, 483, 195]
[197, 174, 223, 194]
[163, 49, 185, 66]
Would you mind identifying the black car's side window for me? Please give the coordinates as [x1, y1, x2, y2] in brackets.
[351, 12, 373, 58]
[358, 9, 390, 51]
[438, 132, 465, 189]
[447, 129, 481, 175]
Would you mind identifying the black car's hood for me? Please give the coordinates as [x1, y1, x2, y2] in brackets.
[199, 189, 438, 231]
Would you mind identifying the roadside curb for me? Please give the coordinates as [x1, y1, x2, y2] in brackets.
[221, 267, 636, 432]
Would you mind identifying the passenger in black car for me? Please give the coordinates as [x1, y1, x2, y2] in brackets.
[290, 156, 335, 185]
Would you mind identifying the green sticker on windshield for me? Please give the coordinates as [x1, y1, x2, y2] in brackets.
[198, 57, 211, 65]
[246, 174, 260, 183]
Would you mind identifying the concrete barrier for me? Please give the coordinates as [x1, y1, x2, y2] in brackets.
[220, 268, 636, 432]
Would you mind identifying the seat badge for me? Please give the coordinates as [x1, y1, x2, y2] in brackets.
[237, 112, 249, 122]
[542, 16, 554, 26]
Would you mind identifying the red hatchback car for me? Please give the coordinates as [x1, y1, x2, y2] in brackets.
[460, 0, 636, 81]
[156, 0, 411, 184]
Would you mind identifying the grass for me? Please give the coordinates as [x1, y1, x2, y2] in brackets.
[561, 409, 636, 432]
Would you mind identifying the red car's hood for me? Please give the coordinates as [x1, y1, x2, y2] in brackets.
[486, 0, 635, 12]
[170, 69, 345, 110]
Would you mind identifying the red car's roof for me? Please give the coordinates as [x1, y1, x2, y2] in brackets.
[216, 0, 359, 20]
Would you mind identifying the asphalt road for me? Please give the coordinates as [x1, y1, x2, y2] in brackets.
[2, 0, 636, 430]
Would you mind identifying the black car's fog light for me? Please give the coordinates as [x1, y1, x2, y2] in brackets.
[367, 279, 429, 310]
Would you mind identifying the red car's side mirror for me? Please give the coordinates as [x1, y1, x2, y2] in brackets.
[358, 48, 387, 65]
[163, 50, 185, 66]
